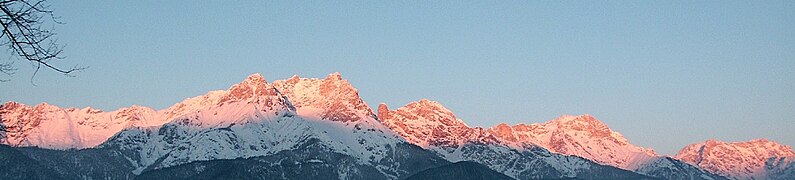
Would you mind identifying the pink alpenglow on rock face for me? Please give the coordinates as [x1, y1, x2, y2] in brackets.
[0, 73, 293, 149]
[0, 72, 382, 149]
[675, 139, 795, 180]
[377, 99, 490, 149]
[272, 72, 375, 123]
[377, 100, 658, 170]
[1, 72, 791, 179]
[0, 101, 162, 149]
[217, 73, 281, 105]
[93, 72, 409, 175]
[485, 114, 658, 170]
[376, 99, 725, 179]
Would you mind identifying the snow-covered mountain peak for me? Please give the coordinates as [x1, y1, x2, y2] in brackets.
[287, 74, 301, 81]
[550, 114, 595, 122]
[488, 122, 513, 137]
[1, 101, 17, 106]
[115, 105, 155, 118]
[96, 73, 416, 177]
[0, 74, 290, 149]
[394, 99, 466, 128]
[543, 114, 623, 142]
[378, 100, 659, 169]
[33, 102, 59, 110]
[119, 105, 154, 114]
[161, 90, 226, 121]
[694, 139, 795, 156]
[378, 101, 714, 179]
[273, 72, 374, 123]
[165, 73, 297, 128]
[476, 114, 657, 169]
[66, 106, 103, 114]
[244, 73, 267, 83]
[1, 101, 24, 111]
[492, 123, 511, 130]
[326, 71, 343, 80]
[548, 114, 607, 129]
[216, 73, 282, 106]
[1, 72, 748, 179]
[744, 138, 779, 146]
[378, 99, 480, 148]
[0, 101, 168, 149]
[410, 99, 449, 110]
[675, 139, 795, 179]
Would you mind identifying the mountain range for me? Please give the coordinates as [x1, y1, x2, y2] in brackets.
[1, 72, 792, 180]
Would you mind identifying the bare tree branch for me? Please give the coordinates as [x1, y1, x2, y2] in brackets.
[0, 0, 84, 82]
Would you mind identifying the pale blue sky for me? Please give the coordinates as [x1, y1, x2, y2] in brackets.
[0, 1, 793, 155]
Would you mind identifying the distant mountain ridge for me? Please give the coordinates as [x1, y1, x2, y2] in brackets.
[96, 73, 443, 178]
[676, 139, 795, 180]
[1, 72, 790, 180]
[378, 99, 723, 179]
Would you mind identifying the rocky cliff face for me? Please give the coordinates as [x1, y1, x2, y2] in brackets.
[676, 139, 795, 179]
[378, 99, 724, 179]
[5, 72, 784, 180]
[95, 73, 444, 179]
